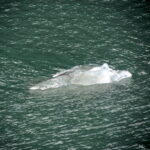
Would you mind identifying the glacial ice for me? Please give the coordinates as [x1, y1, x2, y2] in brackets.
[30, 63, 132, 90]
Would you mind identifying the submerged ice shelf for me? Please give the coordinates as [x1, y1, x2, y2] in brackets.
[30, 63, 132, 90]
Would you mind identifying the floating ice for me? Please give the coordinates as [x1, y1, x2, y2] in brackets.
[30, 63, 132, 90]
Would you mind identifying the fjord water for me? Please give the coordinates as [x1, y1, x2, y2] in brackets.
[0, 0, 150, 149]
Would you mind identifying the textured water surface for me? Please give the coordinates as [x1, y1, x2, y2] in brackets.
[0, 0, 150, 149]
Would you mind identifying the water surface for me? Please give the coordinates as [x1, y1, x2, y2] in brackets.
[0, 0, 150, 149]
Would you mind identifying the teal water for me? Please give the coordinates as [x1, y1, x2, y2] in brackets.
[0, 0, 150, 149]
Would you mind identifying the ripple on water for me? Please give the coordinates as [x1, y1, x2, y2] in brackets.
[0, 0, 150, 150]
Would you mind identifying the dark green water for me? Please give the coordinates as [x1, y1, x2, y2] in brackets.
[0, 0, 150, 149]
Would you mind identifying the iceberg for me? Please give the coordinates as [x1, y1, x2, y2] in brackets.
[30, 63, 132, 90]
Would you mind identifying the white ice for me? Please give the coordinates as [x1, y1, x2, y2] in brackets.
[30, 63, 132, 90]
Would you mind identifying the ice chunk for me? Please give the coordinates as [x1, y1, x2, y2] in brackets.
[30, 64, 132, 90]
